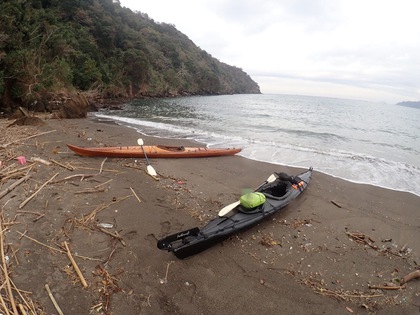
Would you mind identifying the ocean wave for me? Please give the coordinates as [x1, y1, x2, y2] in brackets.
[94, 94, 420, 197]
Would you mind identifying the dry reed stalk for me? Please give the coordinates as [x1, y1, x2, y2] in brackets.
[94, 179, 112, 189]
[52, 173, 97, 183]
[0, 293, 11, 315]
[45, 284, 64, 315]
[50, 159, 74, 171]
[97, 228, 126, 246]
[130, 187, 142, 203]
[17, 231, 100, 261]
[76, 195, 132, 227]
[0, 130, 56, 149]
[74, 187, 106, 194]
[18, 304, 28, 315]
[0, 219, 18, 314]
[19, 172, 59, 209]
[64, 241, 88, 288]
[0, 174, 31, 199]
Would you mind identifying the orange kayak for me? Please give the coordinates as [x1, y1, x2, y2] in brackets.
[67, 144, 241, 158]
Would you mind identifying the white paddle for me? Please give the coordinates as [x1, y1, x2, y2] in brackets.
[137, 138, 157, 177]
[218, 173, 278, 217]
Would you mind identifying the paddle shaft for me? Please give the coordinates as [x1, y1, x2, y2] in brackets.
[140, 144, 151, 165]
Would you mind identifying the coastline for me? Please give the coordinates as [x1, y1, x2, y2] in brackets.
[1, 116, 419, 314]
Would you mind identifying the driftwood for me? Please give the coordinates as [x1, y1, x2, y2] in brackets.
[401, 270, 420, 285]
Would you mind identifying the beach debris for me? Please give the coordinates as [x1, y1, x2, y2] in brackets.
[401, 270, 420, 285]
[301, 276, 384, 300]
[31, 156, 52, 165]
[399, 243, 409, 254]
[64, 241, 89, 288]
[130, 187, 142, 203]
[346, 231, 407, 258]
[330, 200, 342, 208]
[45, 284, 64, 315]
[291, 218, 315, 229]
[1, 219, 19, 314]
[97, 222, 114, 229]
[260, 233, 281, 247]
[92, 265, 122, 313]
[97, 227, 126, 246]
[0, 173, 31, 199]
[51, 158, 74, 170]
[0, 129, 56, 149]
[17, 231, 100, 261]
[16, 156, 27, 165]
[18, 172, 59, 209]
[346, 231, 378, 250]
[160, 261, 175, 284]
[368, 284, 406, 290]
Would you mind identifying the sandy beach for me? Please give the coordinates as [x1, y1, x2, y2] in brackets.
[0, 115, 419, 314]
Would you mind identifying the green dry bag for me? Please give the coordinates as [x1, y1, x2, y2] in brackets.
[240, 192, 266, 209]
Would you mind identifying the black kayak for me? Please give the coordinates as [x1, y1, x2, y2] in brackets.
[157, 167, 313, 259]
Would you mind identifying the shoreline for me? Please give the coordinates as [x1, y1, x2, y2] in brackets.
[92, 112, 420, 199]
[1, 116, 419, 314]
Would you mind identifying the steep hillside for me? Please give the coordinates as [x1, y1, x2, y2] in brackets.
[0, 0, 260, 114]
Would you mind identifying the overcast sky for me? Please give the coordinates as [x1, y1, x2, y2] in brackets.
[118, 0, 420, 103]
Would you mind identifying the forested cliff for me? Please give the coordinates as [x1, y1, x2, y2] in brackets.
[0, 0, 260, 115]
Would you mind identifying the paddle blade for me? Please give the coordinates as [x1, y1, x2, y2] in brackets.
[146, 165, 157, 177]
[137, 138, 144, 146]
[218, 201, 240, 217]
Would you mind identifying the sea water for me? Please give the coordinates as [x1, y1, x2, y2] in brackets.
[94, 94, 420, 197]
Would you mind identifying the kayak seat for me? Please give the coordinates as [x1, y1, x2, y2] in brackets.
[157, 145, 185, 151]
[261, 181, 291, 200]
